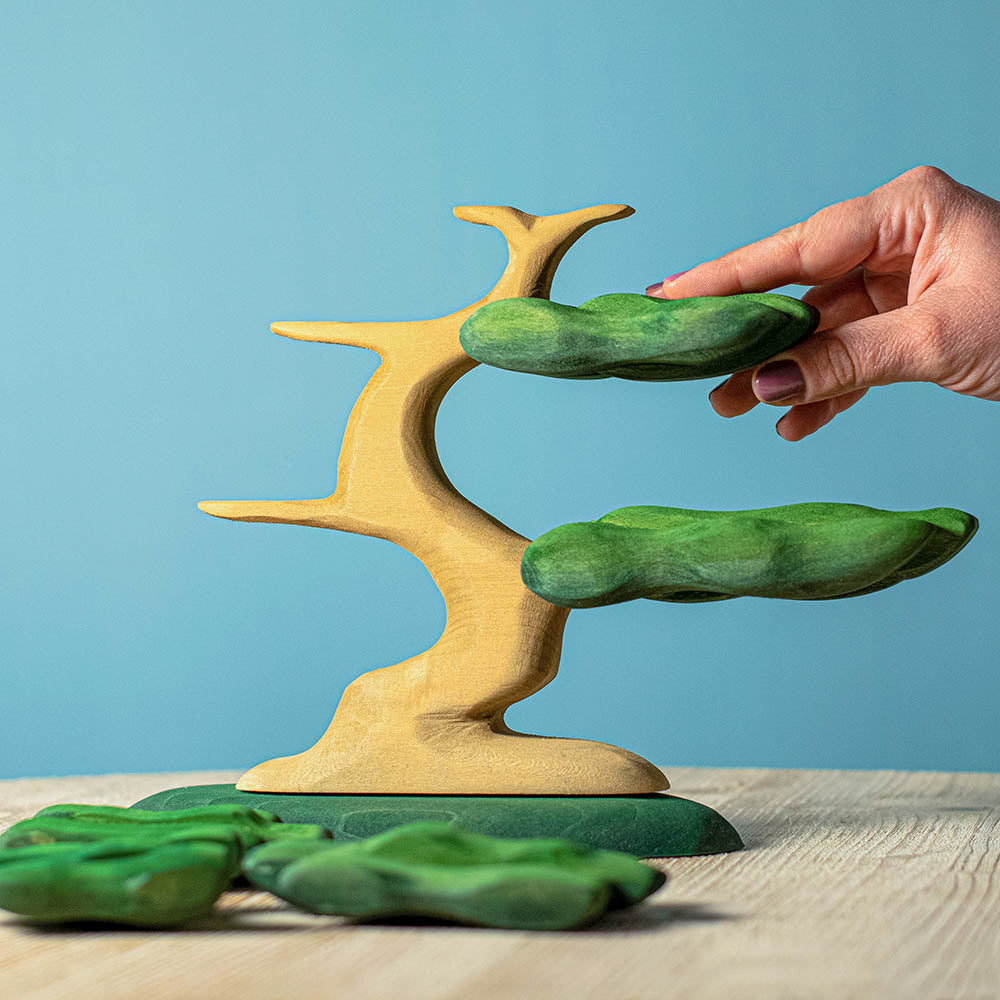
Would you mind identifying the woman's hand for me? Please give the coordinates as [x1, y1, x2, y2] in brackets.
[646, 166, 1000, 440]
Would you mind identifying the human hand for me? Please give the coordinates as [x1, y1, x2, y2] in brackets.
[645, 166, 1000, 440]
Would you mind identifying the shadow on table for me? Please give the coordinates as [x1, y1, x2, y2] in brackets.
[12, 901, 735, 937]
[578, 902, 735, 934]
[348, 901, 735, 934]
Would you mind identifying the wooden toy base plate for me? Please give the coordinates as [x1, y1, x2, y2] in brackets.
[131, 785, 742, 858]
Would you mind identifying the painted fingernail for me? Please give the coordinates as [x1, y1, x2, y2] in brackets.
[754, 360, 805, 402]
[645, 271, 690, 298]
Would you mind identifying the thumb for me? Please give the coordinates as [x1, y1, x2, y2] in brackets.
[750, 306, 941, 405]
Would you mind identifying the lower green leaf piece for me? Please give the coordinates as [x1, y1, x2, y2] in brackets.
[243, 821, 666, 930]
[521, 503, 977, 607]
[0, 838, 235, 926]
[0, 803, 330, 925]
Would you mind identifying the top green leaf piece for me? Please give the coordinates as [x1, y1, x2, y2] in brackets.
[2, 803, 328, 853]
[459, 292, 819, 380]
[521, 503, 978, 607]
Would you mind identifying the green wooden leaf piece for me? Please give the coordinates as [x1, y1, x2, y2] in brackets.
[243, 821, 665, 930]
[0, 837, 235, 926]
[2, 819, 267, 872]
[0, 804, 333, 922]
[9, 803, 329, 850]
[521, 503, 978, 607]
[38, 801, 288, 828]
[458, 292, 819, 381]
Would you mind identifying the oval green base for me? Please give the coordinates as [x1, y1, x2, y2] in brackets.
[131, 785, 742, 858]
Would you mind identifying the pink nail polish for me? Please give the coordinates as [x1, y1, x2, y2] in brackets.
[755, 360, 805, 402]
[646, 271, 691, 297]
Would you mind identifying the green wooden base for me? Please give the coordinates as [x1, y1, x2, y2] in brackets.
[131, 785, 742, 858]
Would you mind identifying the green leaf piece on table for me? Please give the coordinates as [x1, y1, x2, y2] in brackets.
[243, 821, 666, 930]
[458, 292, 819, 380]
[0, 802, 332, 924]
[521, 503, 977, 608]
[2, 803, 329, 853]
[0, 821, 304, 878]
[0, 837, 235, 926]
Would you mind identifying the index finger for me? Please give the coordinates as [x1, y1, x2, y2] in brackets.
[653, 191, 879, 298]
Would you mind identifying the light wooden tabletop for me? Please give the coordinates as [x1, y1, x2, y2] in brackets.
[1, 766, 998, 1000]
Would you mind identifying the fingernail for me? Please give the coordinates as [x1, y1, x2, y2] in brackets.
[645, 270, 690, 298]
[754, 360, 805, 402]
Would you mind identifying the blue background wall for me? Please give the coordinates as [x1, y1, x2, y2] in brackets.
[3, 1, 998, 779]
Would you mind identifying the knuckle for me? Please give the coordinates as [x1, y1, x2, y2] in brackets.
[774, 223, 807, 269]
[815, 334, 859, 392]
[910, 305, 947, 367]
[875, 205, 904, 253]
[729, 253, 753, 292]
[901, 164, 955, 190]
[783, 220, 808, 254]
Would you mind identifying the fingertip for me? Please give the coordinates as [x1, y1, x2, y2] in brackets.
[775, 418, 798, 441]
[753, 359, 806, 404]
[712, 398, 760, 418]
[709, 368, 759, 417]
[708, 383, 734, 418]
[659, 269, 695, 299]
[646, 269, 696, 299]
[775, 410, 808, 441]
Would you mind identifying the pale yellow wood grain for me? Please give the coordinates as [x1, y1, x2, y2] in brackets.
[199, 203, 667, 795]
[2, 767, 998, 1000]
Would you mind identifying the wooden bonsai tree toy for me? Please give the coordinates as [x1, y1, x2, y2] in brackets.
[135, 203, 976, 857]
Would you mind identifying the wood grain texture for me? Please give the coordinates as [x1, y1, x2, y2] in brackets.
[2, 767, 999, 1000]
[198, 203, 667, 795]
